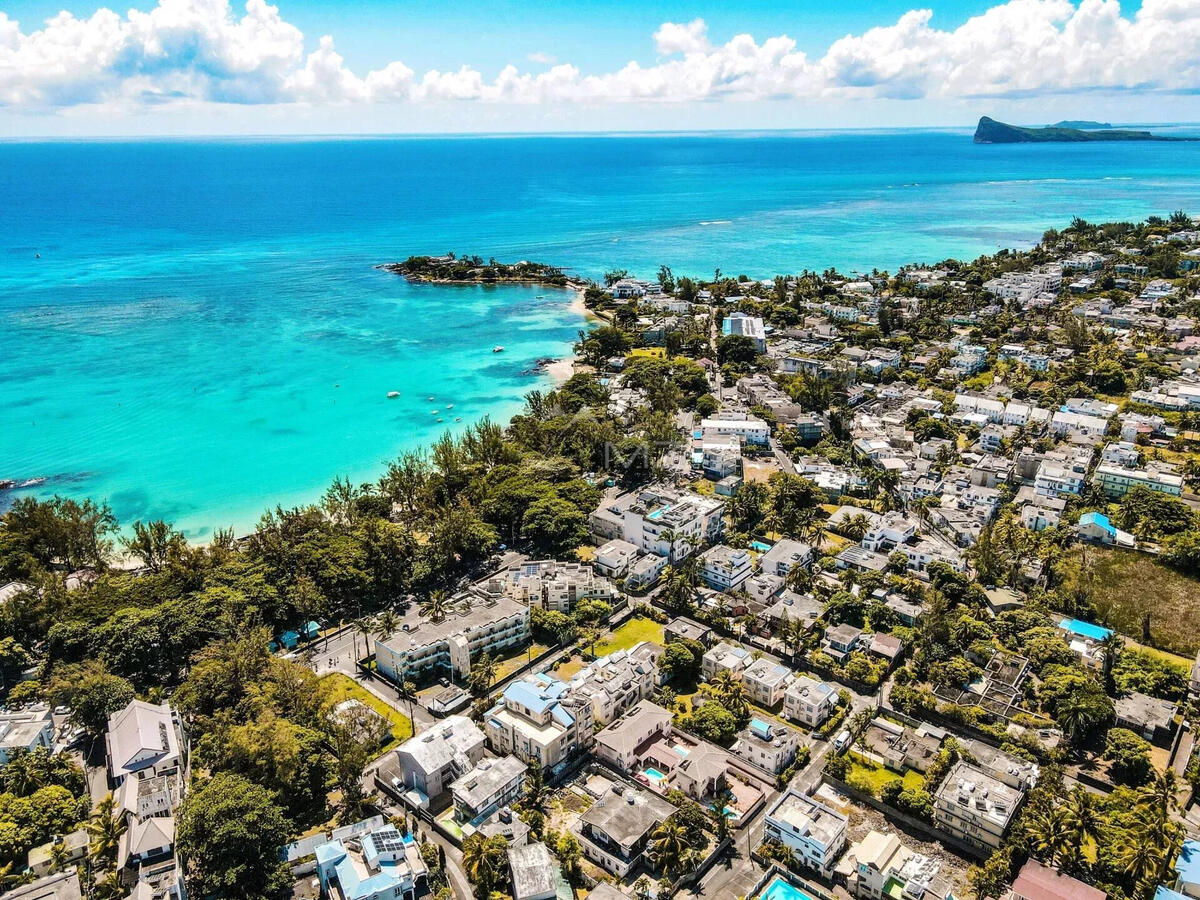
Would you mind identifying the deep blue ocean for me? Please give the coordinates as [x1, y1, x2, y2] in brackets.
[4, 127, 1200, 537]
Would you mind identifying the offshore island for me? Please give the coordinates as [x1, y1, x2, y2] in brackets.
[8, 211, 1200, 900]
[974, 115, 1195, 143]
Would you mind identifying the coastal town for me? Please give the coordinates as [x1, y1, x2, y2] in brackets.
[7, 211, 1200, 900]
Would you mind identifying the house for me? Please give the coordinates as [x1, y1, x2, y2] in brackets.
[105, 700, 183, 785]
[486, 560, 618, 613]
[1093, 463, 1184, 499]
[484, 676, 591, 774]
[731, 717, 801, 775]
[671, 742, 727, 801]
[759, 539, 816, 577]
[374, 592, 530, 683]
[869, 633, 904, 663]
[933, 761, 1023, 851]
[862, 718, 941, 774]
[393, 716, 486, 807]
[574, 785, 678, 877]
[702, 642, 752, 680]
[984, 588, 1024, 616]
[784, 676, 839, 728]
[118, 816, 176, 870]
[764, 789, 848, 875]
[698, 545, 753, 592]
[843, 829, 954, 900]
[594, 702, 673, 772]
[595, 538, 660, 580]
[508, 842, 557, 900]
[315, 822, 429, 900]
[1076, 511, 1135, 548]
[5, 871, 83, 900]
[664, 617, 712, 647]
[117, 772, 180, 821]
[742, 658, 796, 707]
[26, 829, 89, 877]
[450, 755, 527, 826]
[476, 806, 530, 846]
[0, 706, 54, 764]
[1174, 839, 1200, 899]
[724, 312, 767, 353]
[823, 624, 864, 663]
[1006, 859, 1106, 900]
[1114, 692, 1177, 745]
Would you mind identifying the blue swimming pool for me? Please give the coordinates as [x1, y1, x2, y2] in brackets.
[750, 540, 772, 552]
[644, 767, 668, 782]
[1059, 617, 1112, 641]
[758, 874, 817, 900]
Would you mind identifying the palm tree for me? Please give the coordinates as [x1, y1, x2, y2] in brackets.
[1116, 827, 1163, 889]
[1141, 768, 1183, 822]
[94, 870, 124, 900]
[1063, 787, 1104, 850]
[710, 786, 736, 842]
[420, 589, 449, 622]
[1025, 805, 1071, 867]
[1099, 632, 1124, 687]
[633, 876, 652, 900]
[86, 793, 126, 865]
[375, 610, 399, 641]
[462, 834, 506, 898]
[468, 653, 498, 699]
[650, 819, 689, 877]
[49, 840, 69, 874]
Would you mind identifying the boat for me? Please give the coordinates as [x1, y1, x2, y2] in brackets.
[387, 391, 400, 398]
[427, 396, 435, 401]
[446, 403, 454, 409]
[454, 417, 462, 422]
[492, 345, 504, 353]
[431, 410, 439, 414]
[437, 418, 444, 422]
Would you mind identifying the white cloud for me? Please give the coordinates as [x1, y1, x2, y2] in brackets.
[3, 0, 1200, 112]
[526, 51, 556, 65]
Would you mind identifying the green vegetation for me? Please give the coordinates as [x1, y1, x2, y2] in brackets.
[317, 672, 414, 751]
[383, 254, 570, 286]
[973, 116, 1189, 144]
[591, 616, 664, 656]
[1056, 547, 1200, 655]
[844, 754, 925, 795]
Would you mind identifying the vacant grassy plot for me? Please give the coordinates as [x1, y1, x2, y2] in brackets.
[494, 642, 550, 680]
[592, 617, 665, 656]
[847, 753, 925, 794]
[1059, 547, 1200, 656]
[319, 673, 413, 751]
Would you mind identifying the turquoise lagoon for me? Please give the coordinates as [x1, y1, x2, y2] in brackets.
[3, 129, 1200, 536]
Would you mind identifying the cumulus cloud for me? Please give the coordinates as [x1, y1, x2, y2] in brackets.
[3, 0, 1200, 111]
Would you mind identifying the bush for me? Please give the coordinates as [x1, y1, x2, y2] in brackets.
[1104, 727, 1153, 787]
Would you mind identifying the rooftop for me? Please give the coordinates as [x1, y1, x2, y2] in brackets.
[1010, 859, 1107, 900]
[579, 785, 677, 847]
[508, 841, 557, 900]
[767, 789, 847, 848]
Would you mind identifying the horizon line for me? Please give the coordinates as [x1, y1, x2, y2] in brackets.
[5, 120, 1200, 143]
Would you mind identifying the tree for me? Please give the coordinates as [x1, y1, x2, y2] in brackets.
[659, 642, 701, 684]
[1025, 805, 1071, 866]
[521, 497, 588, 556]
[1105, 728, 1153, 787]
[177, 773, 292, 900]
[718, 334, 759, 365]
[649, 818, 689, 878]
[554, 831, 583, 884]
[420, 590, 449, 623]
[468, 653, 499, 699]
[86, 793, 127, 865]
[681, 702, 738, 745]
[462, 834, 509, 898]
[123, 519, 184, 572]
[50, 668, 135, 736]
[968, 849, 1013, 900]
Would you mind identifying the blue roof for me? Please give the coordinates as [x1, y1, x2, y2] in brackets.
[1156, 887, 1188, 900]
[1079, 511, 1116, 535]
[504, 680, 555, 714]
[1059, 618, 1112, 641]
[1177, 840, 1200, 883]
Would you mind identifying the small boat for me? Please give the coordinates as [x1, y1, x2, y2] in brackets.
[437, 418, 444, 422]
[431, 409, 439, 414]
[454, 417, 462, 422]
[427, 396, 435, 401]
[492, 345, 504, 353]
[387, 391, 400, 399]
[446, 403, 454, 409]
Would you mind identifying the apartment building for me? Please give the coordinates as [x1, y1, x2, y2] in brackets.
[933, 761, 1023, 851]
[731, 718, 801, 775]
[784, 676, 840, 728]
[701, 642, 752, 680]
[589, 485, 725, 563]
[483, 560, 618, 613]
[742, 657, 796, 707]
[1093, 463, 1184, 498]
[698, 545, 753, 592]
[394, 716, 487, 805]
[764, 789, 849, 875]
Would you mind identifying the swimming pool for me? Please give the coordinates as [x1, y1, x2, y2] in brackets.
[750, 540, 772, 552]
[1059, 617, 1112, 641]
[644, 767, 668, 782]
[757, 874, 816, 900]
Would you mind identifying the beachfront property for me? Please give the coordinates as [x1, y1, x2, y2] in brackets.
[105, 699, 183, 786]
[373, 592, 530, 684]
[784, 676, 840, 728]
[393, 716, 487, 808]
[702, 641, 752, 680]
[933, 761, 1024, 851]
[482, 559, 619, 613]
[1092, 462, 1184, 498]
[841, 829, 955, 900]
[698, 545, 753, 592]
[764, 788, 848, 875]
[723, 312, 768, 353]
[589, 485, 726, 563]
[449, 755, 528, 825]
[316, 822, 429, 900]
[731, 717, 801, 775]
[574, 784, 678, 877]
[0, 706, 54, 764]
[742, 657, 797, 707]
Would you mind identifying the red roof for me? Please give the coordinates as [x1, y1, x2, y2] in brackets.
[1011, 861, 1106, 900]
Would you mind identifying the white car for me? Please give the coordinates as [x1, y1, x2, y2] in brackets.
[834, 729, 852, 752]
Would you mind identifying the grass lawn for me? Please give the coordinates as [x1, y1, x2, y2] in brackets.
[319, 673, 413, 751]
[1058, 547, 1200, 655]
[847, 753, 924, 794]
[575, 545, 596, 563]
[591, 617, 665, 656]
[494, 643, 549, 681]
[629, 347, 667, 359]
[554, 655, 586, 679]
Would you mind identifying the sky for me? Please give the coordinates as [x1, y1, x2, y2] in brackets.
[2, 0, 1200, 135]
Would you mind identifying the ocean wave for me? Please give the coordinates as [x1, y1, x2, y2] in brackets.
[698, 220, 732, 226]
